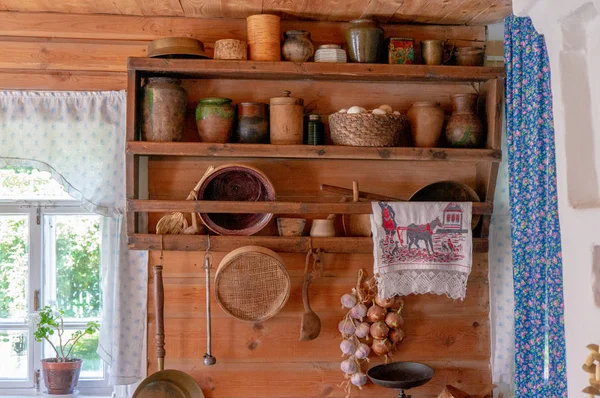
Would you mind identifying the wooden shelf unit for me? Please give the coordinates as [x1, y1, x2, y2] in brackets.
[126, 58, 504, 251]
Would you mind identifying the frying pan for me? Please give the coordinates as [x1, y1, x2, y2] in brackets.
[133, 264, 204, 398]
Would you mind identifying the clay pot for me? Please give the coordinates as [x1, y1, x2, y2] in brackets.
[236, 102, 269, 143]
[310, 219, 335, 237]
[142, 77, 187, 142]
[445, 94, 485, 148]
[345, 19, 384, 63]
[196, 98, 235, 143]
[282, 30, 314, 62]
[41, 358, 82, 395]
[407, 101, 445, 147]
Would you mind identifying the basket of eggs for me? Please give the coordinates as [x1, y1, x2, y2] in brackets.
[329, 105, 409, 147]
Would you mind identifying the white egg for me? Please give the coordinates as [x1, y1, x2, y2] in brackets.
[378, 104, 393, 113]
[392, 110, 401, 115]
[338, 108, 348, 113]
[359, 107, 368, 113]
[347, 106, 363, 114]
[372, 108, 387, 115]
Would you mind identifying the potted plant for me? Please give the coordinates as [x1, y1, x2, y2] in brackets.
[30, 306, 99, 395]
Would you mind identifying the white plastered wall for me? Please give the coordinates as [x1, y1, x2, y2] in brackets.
[511, 0, 600, 395]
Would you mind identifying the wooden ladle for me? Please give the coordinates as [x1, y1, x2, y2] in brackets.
[299, 249, 321, 341]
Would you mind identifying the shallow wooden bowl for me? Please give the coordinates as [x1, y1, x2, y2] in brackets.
[277, 218, 306, 236]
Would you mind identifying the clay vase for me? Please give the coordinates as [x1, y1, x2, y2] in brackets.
[345, 19, 384, 63]
[236, 102, 269, 143]
[142, 77, 187, 142]
[41, 358, 82, 395]
[445, 94, 485, 148]
[196, 98, 235, 143]
[282, 30, 314, 62]
[407, 101, 445, 147]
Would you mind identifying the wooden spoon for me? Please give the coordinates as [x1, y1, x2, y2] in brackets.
[299, 251, 321, 341]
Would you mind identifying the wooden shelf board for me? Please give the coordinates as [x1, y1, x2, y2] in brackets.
[129, 234, 489, 253]
[128, 58, 505, 82]
[127, 200, 493, 215]
[127, 142, 502, 162]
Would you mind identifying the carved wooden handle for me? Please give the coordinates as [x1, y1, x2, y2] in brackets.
[153, 265, 165, 371]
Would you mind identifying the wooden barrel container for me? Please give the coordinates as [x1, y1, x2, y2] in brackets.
[269, 90, 304, 145]
[247, 14, 281, 61]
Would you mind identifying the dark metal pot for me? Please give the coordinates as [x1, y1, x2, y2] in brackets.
[236, 102, 269, 143]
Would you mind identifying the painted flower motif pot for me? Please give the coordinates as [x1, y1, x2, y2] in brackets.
[41, 358, 82, 395]
[445, 93, 485, 148]
[196, 97, 235, 143]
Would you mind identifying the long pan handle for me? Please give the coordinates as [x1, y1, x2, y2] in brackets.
[153, 265, 165, 371]
[320, 184, 404, 202]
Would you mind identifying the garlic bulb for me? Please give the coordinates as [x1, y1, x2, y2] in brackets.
[349, 303, 368, 321]
[341, 293, 357, 309]
[354, 343, 371, 359]
[351, 372, 367, 387]
[341, 358, 358, 374]
[340, 339, 356, 356]
[354, 322, 370, 339]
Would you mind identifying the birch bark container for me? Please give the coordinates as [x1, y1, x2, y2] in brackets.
[247, 14, 281, 61]
[269, 91, 304, 145]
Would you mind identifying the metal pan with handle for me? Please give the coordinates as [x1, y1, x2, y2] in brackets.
[133, 261, 204, 398]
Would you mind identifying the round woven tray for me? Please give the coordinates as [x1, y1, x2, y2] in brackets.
[215, 246, 290, 322]
[329, 112, 409, 147]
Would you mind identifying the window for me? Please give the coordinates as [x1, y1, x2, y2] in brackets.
[0, 167, 109, 395]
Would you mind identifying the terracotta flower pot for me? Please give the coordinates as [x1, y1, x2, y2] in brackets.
[407, 101, 445, 147]
[41, 358, 82, 395]
[445, 93, 485, 148]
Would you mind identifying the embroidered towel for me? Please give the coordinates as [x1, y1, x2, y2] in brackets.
[371, 201, 472, 300]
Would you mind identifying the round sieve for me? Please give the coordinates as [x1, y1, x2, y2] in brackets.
[215, 246, 290, 322]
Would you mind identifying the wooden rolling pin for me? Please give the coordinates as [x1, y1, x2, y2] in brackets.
[320, 184, 405, 202]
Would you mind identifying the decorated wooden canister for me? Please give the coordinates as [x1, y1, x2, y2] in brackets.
[269, 90, 304, 145]
[247, 14, 281, 61]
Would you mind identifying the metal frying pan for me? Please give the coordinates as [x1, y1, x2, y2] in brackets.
[133, 263, 204, 398]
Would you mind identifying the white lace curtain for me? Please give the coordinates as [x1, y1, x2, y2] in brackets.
[0, 91, 147, 386]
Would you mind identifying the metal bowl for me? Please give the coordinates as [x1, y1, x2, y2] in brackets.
[367, 361, 434, 390]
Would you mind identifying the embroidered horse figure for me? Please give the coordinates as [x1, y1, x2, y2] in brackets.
[406, 217, 442, 255]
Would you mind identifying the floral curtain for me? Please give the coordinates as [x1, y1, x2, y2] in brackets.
[0, 91, 147, 386]
[505, 16, 568, 396]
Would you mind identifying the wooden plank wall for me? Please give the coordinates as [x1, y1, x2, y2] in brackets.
[0, 11, 489, 91]
[0, 11, 493, 397]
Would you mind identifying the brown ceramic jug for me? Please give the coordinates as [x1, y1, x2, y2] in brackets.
[407, 101, 445, 147]
[281, 30, 314, 62]
[445, 93, 485, 148]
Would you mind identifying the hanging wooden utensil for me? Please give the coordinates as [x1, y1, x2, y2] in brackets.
[342, 181, 372, 237]
[300, 248, 321, 341]
[203, 238, 216, 366]
[133, 245, 204, 398]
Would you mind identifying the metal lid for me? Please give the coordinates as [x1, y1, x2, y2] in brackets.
[308, 114, 322, 121]
[270, 90, 304, 106]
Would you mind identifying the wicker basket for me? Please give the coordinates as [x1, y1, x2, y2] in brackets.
[328, 112, 409, 147]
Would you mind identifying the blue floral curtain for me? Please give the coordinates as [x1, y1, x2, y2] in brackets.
[504, 16, 567, 396]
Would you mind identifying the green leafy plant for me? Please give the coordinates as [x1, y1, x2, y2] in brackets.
[30, 305, 99, 362]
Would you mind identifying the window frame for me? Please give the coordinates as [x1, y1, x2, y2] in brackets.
[0, 200, 111, 395]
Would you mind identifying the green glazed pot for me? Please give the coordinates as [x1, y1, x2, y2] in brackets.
[345, 19, 384, 63]
[196, 97, 235, 143]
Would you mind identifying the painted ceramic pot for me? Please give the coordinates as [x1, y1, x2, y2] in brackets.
[196, 97, 235, 143]
[281, 30, 314, 62]
[445, 94, 485, 148]
[345, 19, 384, 63]
[141, 77, 187, 142]
[236, 102, 269, 143]
[407, 101, 445, 147]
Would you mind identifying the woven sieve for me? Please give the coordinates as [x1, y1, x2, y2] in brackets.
[215, 246, 290, 322]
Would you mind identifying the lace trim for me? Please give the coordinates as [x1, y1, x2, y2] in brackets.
[376, 270, 469, 300]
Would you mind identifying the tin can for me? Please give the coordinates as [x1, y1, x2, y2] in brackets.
[388, 37, 414, 64]
[305, 114, 324, 145]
